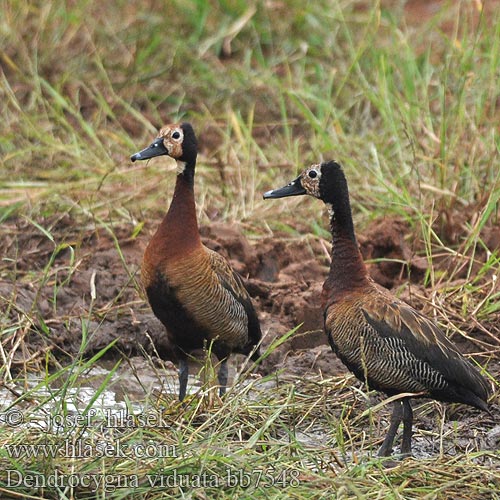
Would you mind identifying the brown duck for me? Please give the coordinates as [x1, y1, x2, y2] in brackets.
[264, 160, 490, 456]
[131, 122, 261, 401]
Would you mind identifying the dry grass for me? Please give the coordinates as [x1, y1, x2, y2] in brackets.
[1, 0, 499, 498]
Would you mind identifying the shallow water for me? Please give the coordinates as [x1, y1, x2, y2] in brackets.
[0, 357, 197, 432]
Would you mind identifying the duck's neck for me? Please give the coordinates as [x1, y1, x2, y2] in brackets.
[323, 197, 369, 300]
[154, 162, 201, 258]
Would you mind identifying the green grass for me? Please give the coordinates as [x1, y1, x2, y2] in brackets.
[1, 0, 499, 498]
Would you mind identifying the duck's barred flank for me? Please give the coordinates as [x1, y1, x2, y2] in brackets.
[328, 303, 454, 395]
[264, 160, 491, 457]
[131, 122, 261, 401]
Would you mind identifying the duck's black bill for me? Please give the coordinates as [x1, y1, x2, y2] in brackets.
[130, 140, 168, 162]
[263, 177, 306, 199]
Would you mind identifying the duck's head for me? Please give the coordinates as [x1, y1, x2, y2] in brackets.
[130, 122, 198, 170]
[263, 160, 345, 203]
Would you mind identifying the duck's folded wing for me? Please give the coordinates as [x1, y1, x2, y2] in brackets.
[361, 297, 490, 405]
[207, 250, 262, 351]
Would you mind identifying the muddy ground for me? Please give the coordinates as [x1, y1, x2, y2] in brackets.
[2, 210, 499, 374]
[2, 206, 499, 456]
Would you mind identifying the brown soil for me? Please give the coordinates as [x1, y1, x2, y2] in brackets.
[2, 204, 499, 460]
[2, 211, 498, 376]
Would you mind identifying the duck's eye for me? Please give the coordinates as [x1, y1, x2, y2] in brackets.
[308, 170, 318, 178]
[172, 131, 181, 140]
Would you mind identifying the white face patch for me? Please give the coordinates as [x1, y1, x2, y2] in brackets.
[176, 160, 187, 174]
[158, 124, 185, 160]
[300, 164, 322, 198]
[170, 127, 183, 144]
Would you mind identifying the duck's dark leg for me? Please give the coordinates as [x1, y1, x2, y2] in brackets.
[378, 400, 403, 457]
[218, 359, 228, 397]
[178, 358, 189, 401]
[400, 398, 413, 456]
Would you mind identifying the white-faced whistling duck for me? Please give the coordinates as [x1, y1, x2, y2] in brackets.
[130, 122, 261, 401]
[264, 160, 491, 457]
